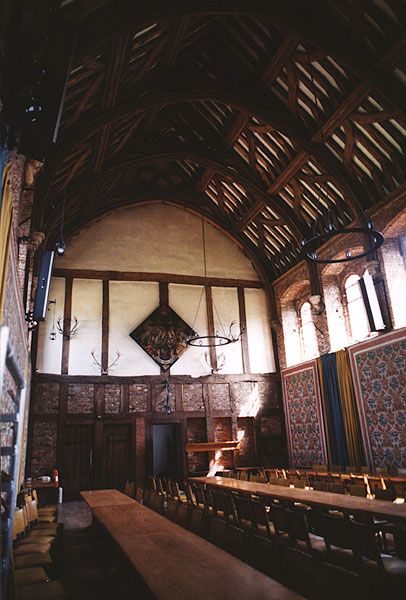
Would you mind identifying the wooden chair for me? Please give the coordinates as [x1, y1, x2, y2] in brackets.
[134, 486, 144, 503]
[348, 483, 366, 497]
[374, 488, 396, 501]
[351, 520, 406, 595]
[149, 491, 164, 515]
[123, 480, 134, 497]
[250, 498, 272, 537]
[207, 515, 228, 549]
[175, 501, 190, 529]
[189, 507, 206, 537]
[224, 524, 247, 561]
[232, 494, 253, 531]
[284, 508, 326, 555]
[165, 496, 179, 521]
[313, 481, 329, 492]
[319, 513, 357, 570]
[246, 533, 280, 579]
[329, 482, 346, 494]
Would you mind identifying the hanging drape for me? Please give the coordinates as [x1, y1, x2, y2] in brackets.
[316, 361, 332, 464]
[336, 349, 365, 467]
[318, 353, 348, 467]
[0, 162, 12, 324]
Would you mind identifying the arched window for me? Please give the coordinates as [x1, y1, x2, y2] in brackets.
[300, 302, 318, 359]
[344, 274, 370, 342]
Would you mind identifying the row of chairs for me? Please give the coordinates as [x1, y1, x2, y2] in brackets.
[223, 469, 403, 499]
[11, 494, 68, 599]
[183, 481, 406, 600]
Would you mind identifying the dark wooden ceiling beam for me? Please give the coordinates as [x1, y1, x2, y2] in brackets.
[196, 32, 299, 192]
[75, 0, 406, 110]
[46, 145, 305, 239]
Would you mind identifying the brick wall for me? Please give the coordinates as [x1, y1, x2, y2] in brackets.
[67, 383, 94, 413]
[30, 421, 57, 476]
[28, 372, 285, 480]
[187, 417, 207, 473]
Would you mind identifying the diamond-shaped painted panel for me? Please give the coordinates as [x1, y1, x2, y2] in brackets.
[129, 305, 195, 371]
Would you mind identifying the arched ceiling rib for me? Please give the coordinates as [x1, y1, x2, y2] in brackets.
[34, 0, 406, 280]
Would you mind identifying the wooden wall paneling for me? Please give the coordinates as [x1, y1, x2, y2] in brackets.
[147, 383, 153, 412]
[53, 268, 263, 289]
[175, 383, 183, 412]
[237, 286, 250, 373]
[159, 282, 169, 375]
[61, 277, 73, 374]
[94, 384, 105, 487]
[56, 383, 68, 470]
[121, 384, 129, 413]
[101, 279, 109, 373]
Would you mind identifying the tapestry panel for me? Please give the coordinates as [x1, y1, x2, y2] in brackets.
[348, 329, 406, 469]
[281, 360, 327, 467]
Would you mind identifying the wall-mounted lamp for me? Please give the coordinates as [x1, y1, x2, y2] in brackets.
[48, 299, 56, 340]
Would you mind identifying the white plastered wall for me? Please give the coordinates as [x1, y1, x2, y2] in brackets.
[211, 287, 243, 374]
[108, 281, 160, 376]
[69, 279, 103, 375]
[36, 277, 65, 374]
[244, 288, 275, 373]
[169, 284, 211, 377]
[57, 204, 260, 281]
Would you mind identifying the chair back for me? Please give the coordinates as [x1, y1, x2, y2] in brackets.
[190, 482, 206, 510]
[134, 486, 144, 503]
[149, 491, 164, 515]
[239, 471, 248, 481]
[320, 514, 355, 551]
[25, 499, 39, 524]
[250, 475, 267, 483]
[124, 480, 134, 497]
[232, 494, 253, 528]
[313, 481, 328, 492]
[329, 482, 345, 494]
[156, 477, 165, 495]
[313, 464, 328, 472]
[13, 509, 25, 540]
[211, 488, 226, 517]
[166, 497, 179, 521]
[348, 484, 366, 497]
[374, 488, 396, 501]
[285, 509, 311, 549]
[250, 498, 271, 536]
[269, 504, 289, 535]
[351, 521, 384, 570]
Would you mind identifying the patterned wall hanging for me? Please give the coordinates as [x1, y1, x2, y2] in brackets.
[348, 328, 406, 469]
[281, 360, 327, 468]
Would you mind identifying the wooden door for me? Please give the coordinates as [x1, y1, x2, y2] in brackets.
[62, 424, 94, 495]
[102, 423, 132, 490]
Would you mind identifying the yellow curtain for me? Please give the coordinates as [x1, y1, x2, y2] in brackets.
[0, 163, 13, 324]
[336, 349, 365, 467]
[316, 358, 332, 465]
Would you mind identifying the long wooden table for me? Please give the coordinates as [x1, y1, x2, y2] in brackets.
[81, 489, 304, 600]
[191, 477, 406, 521]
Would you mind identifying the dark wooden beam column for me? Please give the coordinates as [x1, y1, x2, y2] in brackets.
[205, 285, 217, 373]
[101, 280, 109, 374]
[237, 286, 250, 374]
[61, 278, 73, 374]
[159, 282, 169, 375]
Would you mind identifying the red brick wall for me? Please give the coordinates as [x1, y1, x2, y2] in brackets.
[28, 373, 285, 480]
[186, 417, 208, 473]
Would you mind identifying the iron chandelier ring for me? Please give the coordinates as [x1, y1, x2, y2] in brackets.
[300, 227, 384, 264]
[186, 334, 237, 347]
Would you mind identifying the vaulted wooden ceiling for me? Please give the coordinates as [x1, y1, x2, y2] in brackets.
[34, 0, 405, 280]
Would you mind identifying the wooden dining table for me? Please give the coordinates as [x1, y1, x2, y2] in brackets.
[81, 489, 305, 600]
[191, 476, 406, 522]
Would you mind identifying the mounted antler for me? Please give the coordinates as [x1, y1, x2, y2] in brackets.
[56, 315, 79, 340]
[91, 350, 121, 375]
[204, 352, 226, 374]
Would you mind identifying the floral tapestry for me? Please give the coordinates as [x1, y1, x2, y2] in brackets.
[348, 328, 406, 469]
[281, 360, 327, 467]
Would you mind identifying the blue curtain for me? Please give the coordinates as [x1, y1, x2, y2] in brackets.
[320, 353, 349, 467]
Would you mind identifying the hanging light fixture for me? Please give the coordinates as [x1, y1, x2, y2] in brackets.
[186, 216, 244, 347]
[299, 52, 384, 264]
[55, 192, 66, 256]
